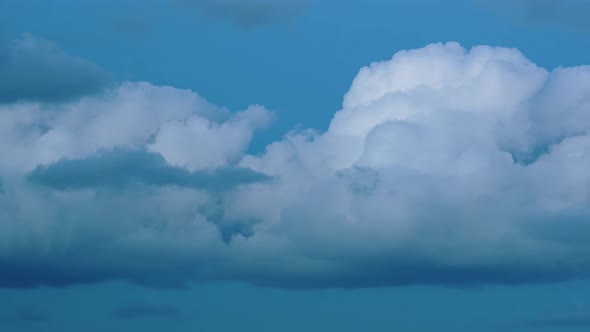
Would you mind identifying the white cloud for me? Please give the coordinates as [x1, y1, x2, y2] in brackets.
[1, 42, 590, 288]
[149, 105, 273, 170]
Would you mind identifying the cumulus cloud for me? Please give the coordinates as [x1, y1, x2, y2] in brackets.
[1, 42, 590, 289]
[481, 0, 590, 31]
[177, 0, 308, 27]
[0, 78, 274, 288]
[0, 35, 109, 103]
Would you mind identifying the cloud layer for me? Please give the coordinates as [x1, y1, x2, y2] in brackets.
[1, 42, 590, 289]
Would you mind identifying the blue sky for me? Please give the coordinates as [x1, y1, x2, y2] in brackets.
[1, 0, 590, 331]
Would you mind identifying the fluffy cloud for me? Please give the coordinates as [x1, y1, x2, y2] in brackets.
[0, 80, 273, 288]
[1, 42, 590, 289]
[177, 0, 307, 27]
[0, 35, 109, 103]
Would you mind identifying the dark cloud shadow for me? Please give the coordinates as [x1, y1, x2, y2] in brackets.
[27, 148, 271, 192]
[0, 35, 110, 104]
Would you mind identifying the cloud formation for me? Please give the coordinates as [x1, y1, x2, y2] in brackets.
[0, 35, 109, 103]
[1, 42, 590, 289]
[177, 0, 307, 27]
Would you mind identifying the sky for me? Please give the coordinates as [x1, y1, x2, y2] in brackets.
[1, 0, 590, 331]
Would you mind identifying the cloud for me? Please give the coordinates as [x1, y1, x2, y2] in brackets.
[113, 303, 182, 320]
[1, 306, 50, 324]
[112, 17, 155, 37]
[14, 310, 50, 323]
[0, 74, 274, 288]
[1, 42, 590, 289]
[480, 0, 590, 31]
[519, 308, 590, 329]
[27, 148, 270, 191]
[0, 35, 110, 103]
[177, 0, 308, 27]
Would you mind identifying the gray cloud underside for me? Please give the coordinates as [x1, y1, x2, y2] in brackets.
[0, 35, 109, 103]
[27, 149, 270, 191]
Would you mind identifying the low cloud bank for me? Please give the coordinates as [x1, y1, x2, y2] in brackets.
[1, 41, 589, 289]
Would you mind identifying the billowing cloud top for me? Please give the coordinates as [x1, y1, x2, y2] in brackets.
[1, 42, 589, 289]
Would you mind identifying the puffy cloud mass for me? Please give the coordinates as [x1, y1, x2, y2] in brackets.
[1, 42, 590, 289]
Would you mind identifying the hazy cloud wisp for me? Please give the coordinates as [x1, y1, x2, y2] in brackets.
[481, 0, 590, 31]
[0, 35, 109, 103]
[177, 0, 308, 26]
[113, 303, 182, 320]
